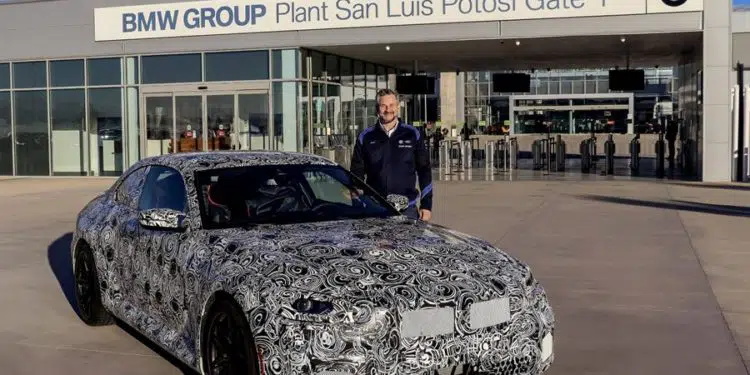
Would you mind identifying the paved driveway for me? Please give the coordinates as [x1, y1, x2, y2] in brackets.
[0, 177, 748, 375]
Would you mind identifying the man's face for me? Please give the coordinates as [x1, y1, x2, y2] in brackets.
[377, 94, 399, 124]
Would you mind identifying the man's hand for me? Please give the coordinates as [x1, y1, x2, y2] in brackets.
[419, 209, 432, 222]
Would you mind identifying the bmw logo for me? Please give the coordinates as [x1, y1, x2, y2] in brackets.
[662, 0, 687, 6]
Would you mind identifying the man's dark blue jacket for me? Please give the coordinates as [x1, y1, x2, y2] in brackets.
[350, 121, 433, 210]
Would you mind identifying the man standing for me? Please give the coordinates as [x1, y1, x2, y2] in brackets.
[350, 89, 433, 221]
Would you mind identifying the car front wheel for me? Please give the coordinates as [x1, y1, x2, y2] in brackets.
[200, 298, 260, 375]
[73, 245, 113, 326]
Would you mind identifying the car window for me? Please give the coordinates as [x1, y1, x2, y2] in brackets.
[114, 166, 149, 208]
[138, 166, 188, 212]
[303, 170, 358, 206]
[194, 164, 397, 228]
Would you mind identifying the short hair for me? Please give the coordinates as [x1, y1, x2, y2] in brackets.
[376, 88, 399, 103]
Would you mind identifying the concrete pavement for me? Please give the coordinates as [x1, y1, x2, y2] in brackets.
[0, 176, 749, 374]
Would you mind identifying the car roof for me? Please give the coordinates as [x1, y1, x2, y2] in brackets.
[131, 151, 339, 175]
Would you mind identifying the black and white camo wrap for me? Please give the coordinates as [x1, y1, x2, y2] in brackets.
[71, 151, 556, 375]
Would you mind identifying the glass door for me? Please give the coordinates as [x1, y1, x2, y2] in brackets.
[239, 92, 270, 150]
[142, 90, 269, 157]
[206, 95, 234, 151]
[143, 95, 173, 158]
[174, 95, 203, 153]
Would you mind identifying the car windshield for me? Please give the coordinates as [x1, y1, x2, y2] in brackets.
[194, 164, 399, 228]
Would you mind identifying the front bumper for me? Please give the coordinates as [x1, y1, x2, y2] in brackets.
[260, 308, 553, 375]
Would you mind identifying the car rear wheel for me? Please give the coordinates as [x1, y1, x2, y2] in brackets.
[201, 298, 260, 375]
[73, 245, 114, 326]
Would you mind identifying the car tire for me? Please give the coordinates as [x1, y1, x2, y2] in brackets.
[200, 297, 260, 375]
[73, 245, 114, 326]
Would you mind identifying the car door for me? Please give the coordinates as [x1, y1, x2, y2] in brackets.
[103, 166, 149, 315]
[135, 165, 190, 337]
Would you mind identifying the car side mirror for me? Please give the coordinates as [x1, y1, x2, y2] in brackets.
[386, 194, 409, 212]
[138, 208, 188, 231]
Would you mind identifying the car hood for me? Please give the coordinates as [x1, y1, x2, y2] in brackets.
[203, 217, 533, 310]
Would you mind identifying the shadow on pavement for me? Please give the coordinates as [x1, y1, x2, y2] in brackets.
[47, 233, 197, 375]
[577, 195, 750, 218]
[47, 232, 79, 315]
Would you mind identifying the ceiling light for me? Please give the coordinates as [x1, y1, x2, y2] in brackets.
[620, 36, 626, 43]
[385, 45, 391, 51]
[515, 40, 521, 46]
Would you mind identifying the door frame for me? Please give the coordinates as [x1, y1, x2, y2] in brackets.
[139, 82, 270, 157]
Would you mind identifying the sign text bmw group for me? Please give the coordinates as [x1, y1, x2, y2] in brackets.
[94, 0, 703, 41]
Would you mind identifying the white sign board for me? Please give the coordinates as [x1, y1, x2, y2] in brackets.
[94, 0, 704, 41]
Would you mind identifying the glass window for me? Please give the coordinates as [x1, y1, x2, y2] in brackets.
[340, 58, 353, 86]
[325, 54, 339, 82]
[141, 54, 201, 84]
[0, 92, 11, 175]
[115, 166, 148, 208]
[88, 58, 122, 86]
[13, 61, 47, 89]
[365, 63, 377, 88]
[139, 165, 187, 212]
[272, 49, 299, 80]
[89, 88, 124, 176]
[50, 89, 86, 176]
[205, 51, 269, 82]
[376, 66, 387, 89]
[310, 51, 324, 80]
[0, 63, 9, 89]
[194, 164, 397, 229]
[14, 90, 49, 176]
[353, 61, 365, 86]
[50, 60, 84, 87]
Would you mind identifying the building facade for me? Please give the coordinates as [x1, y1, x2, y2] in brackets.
[0, 0, 742, 182]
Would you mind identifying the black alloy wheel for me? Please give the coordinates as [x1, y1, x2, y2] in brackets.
[73, 246, 113, 326]
[202, 298, 259, 375]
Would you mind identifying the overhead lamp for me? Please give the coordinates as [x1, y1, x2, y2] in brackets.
[620, 36, 626, 43]
[385, 45, 391, 51]
[515, 40, 521, 46]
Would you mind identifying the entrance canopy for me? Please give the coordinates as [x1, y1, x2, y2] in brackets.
[310, 32, 703, 72]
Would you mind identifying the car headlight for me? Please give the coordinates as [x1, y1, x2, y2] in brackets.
[292, 297, 334, 315]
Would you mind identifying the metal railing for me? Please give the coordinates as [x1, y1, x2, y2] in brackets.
[485, 136, 519, 174]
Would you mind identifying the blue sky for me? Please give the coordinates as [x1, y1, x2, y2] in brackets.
[737, 0, 750, 5]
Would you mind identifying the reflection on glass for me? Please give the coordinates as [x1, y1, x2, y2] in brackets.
[50, 89, 86, 175]
[326, 85, 341, 135]
[144, 96, 173, 157]
[239, 93, 269, 150]
[376, 66, 387, 89]
[0, 63, 9, 90]
[299, 82, 311, 152]
[50, 60, 84, 87]
[0, 92, 11, 174]
[366, 88, 378, 126]
[14, 61, 47, 89]
[14, 91, 49, 175]
[89, 88, 123, 176]
[340, 85, 353, 138]
[141, 54, 201, 84]
[354, 87, 366, 137]
[205, 51, 269, 82]
[175, 96, 203, 153]
[207, 95, 234, 151]
[311, 83, 327, 139]
[88, 58, 122, 86]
